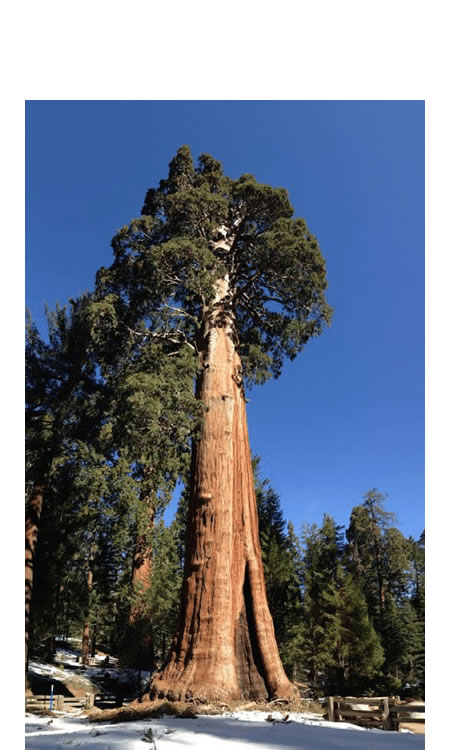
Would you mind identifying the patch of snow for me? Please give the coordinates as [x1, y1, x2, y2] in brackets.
[25, 709, 425, 749]
[28, 661, 63, 677]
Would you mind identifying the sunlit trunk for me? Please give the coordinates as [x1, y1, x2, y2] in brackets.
[149, 275, 297, 702]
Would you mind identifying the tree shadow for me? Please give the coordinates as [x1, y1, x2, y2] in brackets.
[148, 715, 426, 749]
[28, 673, 74, 697]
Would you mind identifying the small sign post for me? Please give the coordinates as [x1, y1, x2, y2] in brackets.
[49, 683, 54, 711]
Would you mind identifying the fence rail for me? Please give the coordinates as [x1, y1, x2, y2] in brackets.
[93, 694, 135, 709]
[325, 696, 425, 731]
[26, 693, 95, 712]
[26, 691, 135, 712]
[86, 656, 119, 667]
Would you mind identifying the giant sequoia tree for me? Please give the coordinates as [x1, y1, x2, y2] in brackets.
[94, 146, 332, 702]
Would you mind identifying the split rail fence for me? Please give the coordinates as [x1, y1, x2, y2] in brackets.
[25, 693, 94, 712]
[25, 692, 134, 712]
[325, 696, 425, 731]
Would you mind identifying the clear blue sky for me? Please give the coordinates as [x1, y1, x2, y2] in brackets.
[25, 100, 424, 540]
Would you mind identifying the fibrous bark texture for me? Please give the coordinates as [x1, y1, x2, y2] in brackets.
[149, 276, 297, 703]
[25, 481, 44, 670]
[121, 499, 157, 669]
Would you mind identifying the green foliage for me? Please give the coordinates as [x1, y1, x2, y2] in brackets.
[147, 518, 184, 663]
[255, 483, 424, 697]
[95, 145, 332, 387]
[26, 148, 424, 700]
[345, 490, 425, 694]
[255, 461, 303, 679]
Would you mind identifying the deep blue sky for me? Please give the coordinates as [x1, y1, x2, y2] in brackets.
[26, 100, 424, 540]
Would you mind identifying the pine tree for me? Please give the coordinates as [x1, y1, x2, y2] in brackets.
[336, 573, 384, 694]
[25, 299, 102, 671]
[93, 146, 332, 702]
[408, 531, 425, 688]
[346, 489, 395, 624]
[299, 514, 384, 695]
[346, 489, 421, 691]
[84, 277, 203, 668]
[147, 518, 185, 665]
[300, 518, 341, 694]
[255, 464, 303, 679]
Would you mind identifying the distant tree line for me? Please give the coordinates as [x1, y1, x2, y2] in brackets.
[256, 471, 424, 698]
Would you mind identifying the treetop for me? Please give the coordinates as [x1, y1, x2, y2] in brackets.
[94, 145, 332, 385]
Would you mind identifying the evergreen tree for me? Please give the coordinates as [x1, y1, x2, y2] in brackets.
[408, 530, 425, 688]
[346, 489, 396, 625]
[25, 299, 102, 670]
[101, 338, 200, 668]
[409, 530, 425, 620]
[346, 489, 423, 692]
[147, 518, 185, 665]
[254, 463, 303, 679]
[299, 514, 383, 695]
[336, 573, 384, 694]
[300, 516, 345, 694]
[92, 145, 331, 702]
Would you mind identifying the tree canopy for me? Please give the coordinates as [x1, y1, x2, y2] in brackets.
[92, 145, 332, 386]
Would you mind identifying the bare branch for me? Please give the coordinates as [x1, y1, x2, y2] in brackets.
[160, 304, 198, 322]
[120, 321, 196, 352]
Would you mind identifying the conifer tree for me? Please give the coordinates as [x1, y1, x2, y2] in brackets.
[93, 146, 332, 702]
[409, 530, 425, 620]
[408, 531, 425, 687]
[146, 518, 185, 665]
[96, 336, 201, 668]
[25, 299, 101, 670]
[346, 489, 396, 625]
[300, 517, 344, 693]
[336, 573, 384, 694]
[346, 489, 422, 691]
[255, 466, 303, 679]
[299, 514, 384, 695]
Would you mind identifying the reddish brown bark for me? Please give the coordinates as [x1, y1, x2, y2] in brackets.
[121, 496, 157, 669]
[25, 481, 44, 669]
[129, 499, 155, 622]
[81, 559, 94, 665]
[149, 277, 297, 703]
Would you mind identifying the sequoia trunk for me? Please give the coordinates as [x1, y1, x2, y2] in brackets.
[81, 558, 94, 665]
[121, 497, 157, 669]
[25, 481, 44, 671]
[149, 277, 297, 703]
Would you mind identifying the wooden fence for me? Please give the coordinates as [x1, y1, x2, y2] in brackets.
[325, 696, 425, 731]
[389, 702, 425, 731]
[86, 655, 119, 667]
[26, 693, 95, 712]
[93, 693, 135, 709]
[26, 692, 135, 713]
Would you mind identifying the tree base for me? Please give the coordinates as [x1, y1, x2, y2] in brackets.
[148, 672, 298, 705]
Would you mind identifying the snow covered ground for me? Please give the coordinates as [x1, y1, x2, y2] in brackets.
[28, 657, 152, 696]
[25, 709, 425, 749]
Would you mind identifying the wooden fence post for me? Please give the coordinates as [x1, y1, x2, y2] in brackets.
[56, 695, 64, 710]
[326, 696, 335, 721]
[85, 692, 95, 709]
[381, 697, 392, 731]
